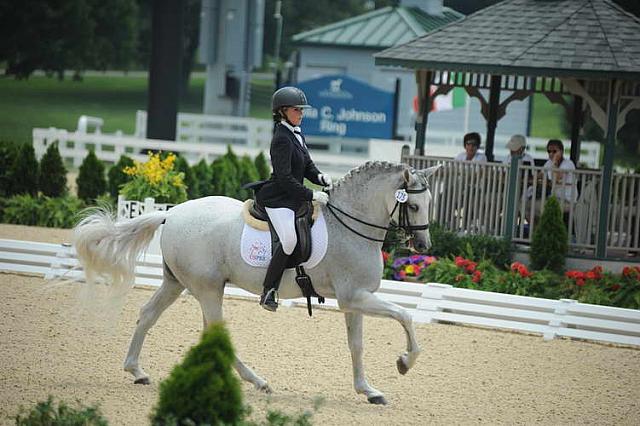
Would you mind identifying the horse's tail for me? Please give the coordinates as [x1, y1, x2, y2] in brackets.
[73, 207, 169, 297]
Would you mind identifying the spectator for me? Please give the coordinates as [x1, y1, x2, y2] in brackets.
[543, 139, 577, 204]
[454, 132, 487, 163]
[502, 134, 534, 166]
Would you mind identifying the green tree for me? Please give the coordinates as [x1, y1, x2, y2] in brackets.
[107, 155, 135, 198]
[0, 0, 137, 79]
[77, 150, 107, 202]
[530, 196, 568, 273]
[152, 323, 243, 426]
[9, 143, 39, 196]
[254, 151, 271, 180]
[238, 155, 260, 200]
[39, 142, 67, 197]
[0, 140, 18, 197]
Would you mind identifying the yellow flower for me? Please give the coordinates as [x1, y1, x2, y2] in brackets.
[405, 265, 415, 275]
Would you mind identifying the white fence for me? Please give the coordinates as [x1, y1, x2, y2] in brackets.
[33, 126, 416, 178]
[2, 238, 639, 347]
[405, 155, 640, 257]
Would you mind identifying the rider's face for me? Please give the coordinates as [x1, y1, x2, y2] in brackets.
[284, 107, 304, 126]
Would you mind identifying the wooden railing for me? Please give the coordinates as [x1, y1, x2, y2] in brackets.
[403, 154, 640, 258]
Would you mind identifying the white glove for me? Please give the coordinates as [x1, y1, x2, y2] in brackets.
[312, 191, 329, 205]
[318, 173, 332, 188]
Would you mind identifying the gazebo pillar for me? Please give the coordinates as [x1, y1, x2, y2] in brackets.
[485, 75, 501, 161]
[414, 70, 433, 155]
[569, 95, 583, 165]
[596, 80, 619, 258]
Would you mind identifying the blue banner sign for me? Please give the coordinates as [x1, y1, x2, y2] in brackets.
[297, 75, 395, 139]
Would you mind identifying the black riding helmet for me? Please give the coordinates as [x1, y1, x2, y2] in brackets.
[271, 86, 311, 112]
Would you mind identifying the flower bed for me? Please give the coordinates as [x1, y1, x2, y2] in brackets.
[382, 251, 640, 310]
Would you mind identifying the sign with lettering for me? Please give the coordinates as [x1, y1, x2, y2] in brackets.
[297, 75, 395, 139]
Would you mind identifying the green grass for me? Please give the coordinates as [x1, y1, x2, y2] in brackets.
[0, 75, 209, 144]
[0, 74, 564, 144]
[529, 93, 569, 139]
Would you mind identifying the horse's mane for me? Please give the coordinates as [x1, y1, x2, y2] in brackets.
[332, 161, 408, 191]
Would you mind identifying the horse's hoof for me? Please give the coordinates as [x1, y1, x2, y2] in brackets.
[134, 377, 151, 385]
[368, 395, 387, 405]
[396, 357, 408, 375]
[257, 383, 272, 394]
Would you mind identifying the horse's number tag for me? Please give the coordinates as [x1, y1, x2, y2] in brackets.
[395, 189, 408, 203]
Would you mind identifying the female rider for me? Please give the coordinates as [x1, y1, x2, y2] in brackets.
[255, 86, 331, 311]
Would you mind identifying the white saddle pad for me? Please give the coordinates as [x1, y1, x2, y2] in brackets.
[240, 210, 328, 269]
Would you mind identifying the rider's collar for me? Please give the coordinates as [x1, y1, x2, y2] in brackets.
[280, 120, 301, 135]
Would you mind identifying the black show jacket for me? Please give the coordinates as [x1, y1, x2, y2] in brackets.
[256, 123, 323, 210]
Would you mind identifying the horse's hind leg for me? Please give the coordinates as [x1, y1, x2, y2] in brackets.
[124, 274, 184, 384]
[344, 312, 386, 405]
[196, 283, 272, 394]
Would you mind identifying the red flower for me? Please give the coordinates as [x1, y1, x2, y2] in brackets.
[465, 264, 476, 273]
[472, 270, 482, 283]
[455, 256, 466, 267]
[585, 271, 597, 281]
[382, 251, 390, 263]
[576, 278, 585, 287]
[611, 283, 621, 291]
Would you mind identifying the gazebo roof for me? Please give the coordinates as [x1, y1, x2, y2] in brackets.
[292, 6, 463, 49]
[374, 0, 640, 80]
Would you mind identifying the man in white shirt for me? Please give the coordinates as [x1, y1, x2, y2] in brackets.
[454, 132, 488, 162]
[502, 134, 534, 166]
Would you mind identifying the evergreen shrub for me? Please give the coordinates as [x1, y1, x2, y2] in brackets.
[39, 142, 67, 197]
[191, 158, 213, 198]
[238, 155, 259, 200]
[14, 395, 107, 426]
[254, 151, 271, 180]
[37, 196, 86, 228]
[10, 143, 39, 196]
[211, 155, 239, 199]
[173, 155, 196, 199]
[107, 155, 134, 198]
[2, 194, 42, 226]
[77, 150, 107, 202]
[530, 196, 568, 273]
[152, 322, 243, 426]
[0, 140, 18, 197]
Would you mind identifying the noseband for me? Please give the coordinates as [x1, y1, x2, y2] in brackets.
[325, 183, 430, 243]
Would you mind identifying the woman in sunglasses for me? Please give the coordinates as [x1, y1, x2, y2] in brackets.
[543, 139, 577, 205]
[255, 86, 331, 311]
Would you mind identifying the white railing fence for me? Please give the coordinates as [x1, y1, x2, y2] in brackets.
[404, 155, 640, 257]
[2, 238, 639, 347]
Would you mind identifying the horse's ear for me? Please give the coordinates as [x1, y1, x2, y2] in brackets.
[419, 165, 442, 180]
[403, 168, 415, 185]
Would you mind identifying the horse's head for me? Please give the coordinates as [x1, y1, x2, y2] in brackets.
[395, 165, 441, 252]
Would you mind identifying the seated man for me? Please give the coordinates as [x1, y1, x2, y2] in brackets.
[454, 132, 487, 163]
[502, 134, 534, 166]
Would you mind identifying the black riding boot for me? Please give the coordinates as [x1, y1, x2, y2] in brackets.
[259, 244, 290, 312]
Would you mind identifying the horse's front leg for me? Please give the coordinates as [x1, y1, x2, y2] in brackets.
[344, 312, 386, 405]
[340, 289, 421, 376]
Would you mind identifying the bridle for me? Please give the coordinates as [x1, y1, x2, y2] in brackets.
[325, 182, 430, 243]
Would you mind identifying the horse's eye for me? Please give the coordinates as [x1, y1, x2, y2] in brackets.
[409, 204, 419, 212]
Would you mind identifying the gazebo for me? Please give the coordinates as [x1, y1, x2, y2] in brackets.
[374, 0, 640, 258]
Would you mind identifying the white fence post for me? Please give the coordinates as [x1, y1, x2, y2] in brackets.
[544, 298, 578, 341]
[416, 283, 453, 323]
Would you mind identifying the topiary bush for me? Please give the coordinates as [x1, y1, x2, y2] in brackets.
[254, 151, 271, 180]
[151, 322, 243, 426]
[77, 150, 107, 202]
[530, 196, 568, 273]
[15, 396, 108, 426]
[211, 155, 239, 199]
[107, 154, 134, 198]
[0, 140, 18, 197]
[39, 142, 67, 197]
[238, 155, 260, 201]
[10, 143, 39, 196]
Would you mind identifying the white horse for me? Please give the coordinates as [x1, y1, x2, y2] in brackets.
[73, 161, 439, 405]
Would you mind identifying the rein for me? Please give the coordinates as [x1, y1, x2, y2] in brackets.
[325, 184, 430, 243]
